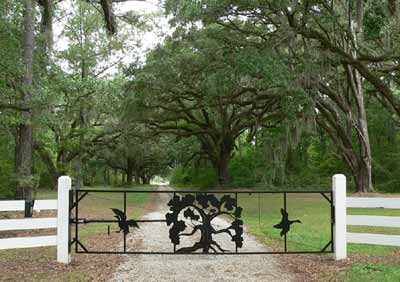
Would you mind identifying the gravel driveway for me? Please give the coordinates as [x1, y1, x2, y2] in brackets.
[108, 187, 296, 282]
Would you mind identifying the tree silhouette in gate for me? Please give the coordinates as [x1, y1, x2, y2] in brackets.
[166, 193, 243, 253]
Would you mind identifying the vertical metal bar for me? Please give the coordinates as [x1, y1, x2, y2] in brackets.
[68, 190, 72, 254]
[124, 191, 127, 253]
[173, 191, 176, 253]
[283, 192, 287, 253]
[330, 191, 334, 252]
[258, 193, 261, 230]
[235, 192, 238, 253]
[75, 189, 78, 252]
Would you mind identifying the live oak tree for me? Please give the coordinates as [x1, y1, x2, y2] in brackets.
[1, 0, 399, 196]
[130, 26, 303, 185]
[34, 74, 124, 189]
[0, 0, 146, 196]
[164, 0, 400, 192]
[33, 0, 145, 189]
[166, 0, 400, 115]
[103, 125, 174, 185]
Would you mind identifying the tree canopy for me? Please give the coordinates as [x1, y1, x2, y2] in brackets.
[1, 0, 400, 196]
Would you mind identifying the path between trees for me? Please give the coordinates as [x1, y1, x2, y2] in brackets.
[108, 187, 297, 282]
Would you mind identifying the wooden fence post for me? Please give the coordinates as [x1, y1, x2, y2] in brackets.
[57, 176, 71, 264]
[333, 174, 347, 260]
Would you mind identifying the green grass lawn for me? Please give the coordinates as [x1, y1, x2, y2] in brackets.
[345, 263, 400, 282]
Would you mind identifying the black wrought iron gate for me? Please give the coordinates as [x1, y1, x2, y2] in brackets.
[69, 189, 334, 255]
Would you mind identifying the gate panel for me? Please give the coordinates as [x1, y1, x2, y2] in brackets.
[69, 189, 333, 255]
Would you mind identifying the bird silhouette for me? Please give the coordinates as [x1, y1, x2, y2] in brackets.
[273, 208, 301, 236]
[111, 208, 139, 235]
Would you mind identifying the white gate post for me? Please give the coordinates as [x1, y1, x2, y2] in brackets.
[333, 174, 347, 260]
[57, 176, 71, 264]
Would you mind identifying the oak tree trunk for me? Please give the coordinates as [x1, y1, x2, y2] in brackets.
[209, 139, 233, 186]
[103, 164, 110, 186]
[352, 0, 373, 192]
[16, 0, 35, 201]
[126, 158, 134, 185]
[216, 152, 231, 186]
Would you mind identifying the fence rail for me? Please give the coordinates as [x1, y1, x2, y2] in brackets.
[0, 217, 57, 231]
[332, 178, 400, 260]
[0, 176, 71, 264]
[347, 197, 400, 209]
[347, 215, 400, 228]
[0, 235, 57, 250]
[0, 200, 57, 212]
[347, 233, 400, 247]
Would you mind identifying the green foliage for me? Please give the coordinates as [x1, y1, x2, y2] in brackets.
[229, 148, 258, 188]
[0, 132, 15, 198]
[170, 165, 218, 189]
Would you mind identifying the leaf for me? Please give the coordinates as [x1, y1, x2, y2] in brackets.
[183, 208, 200, 221]
[196, 193, 209, 208]
[234, 207, 242, 218]
[221, 195, 236, 211]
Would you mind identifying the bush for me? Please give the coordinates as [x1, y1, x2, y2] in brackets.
[170, 165, 218, 189]
[229, 152, 257, 188]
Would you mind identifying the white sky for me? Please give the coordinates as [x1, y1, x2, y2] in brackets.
[113, 0, 167, 53]
[54, 0, 169, 75]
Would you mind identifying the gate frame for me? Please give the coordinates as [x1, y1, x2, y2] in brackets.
[65, 184, 341, 259]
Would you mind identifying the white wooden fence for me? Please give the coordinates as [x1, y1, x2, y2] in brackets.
[0, 176, 71, 263]
[333, 174, 400, 260]
[1, 174, 399, 263]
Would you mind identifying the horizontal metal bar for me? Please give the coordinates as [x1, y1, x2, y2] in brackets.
[76, 189, 331, 194]
[75, 250, 333, 255]
[71, 219, 166, 224]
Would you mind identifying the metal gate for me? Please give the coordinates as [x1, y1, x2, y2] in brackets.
[69, 189, 334, 255]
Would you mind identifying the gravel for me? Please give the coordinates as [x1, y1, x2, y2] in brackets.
[108, 187, 296, 282]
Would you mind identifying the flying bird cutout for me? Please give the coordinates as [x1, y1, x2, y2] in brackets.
[273, 208, 301, 237]
[111, 208, 139, 235]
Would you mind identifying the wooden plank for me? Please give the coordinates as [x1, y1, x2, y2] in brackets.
[0, 200, 57, 212]
[347, 232, 400, 246]
[0, 235, 57, 250]
[0, 218, 57, 231]
[333, 174, 347, 260]
[347, 197, 400, 209]
[0, 201, 25, 212]
[57, 176, 72, 263]
[347, 215, 400, 228]
[34, 200, 57, 211]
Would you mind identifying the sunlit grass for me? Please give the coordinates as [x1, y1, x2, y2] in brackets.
[345, 263, 400, 282]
